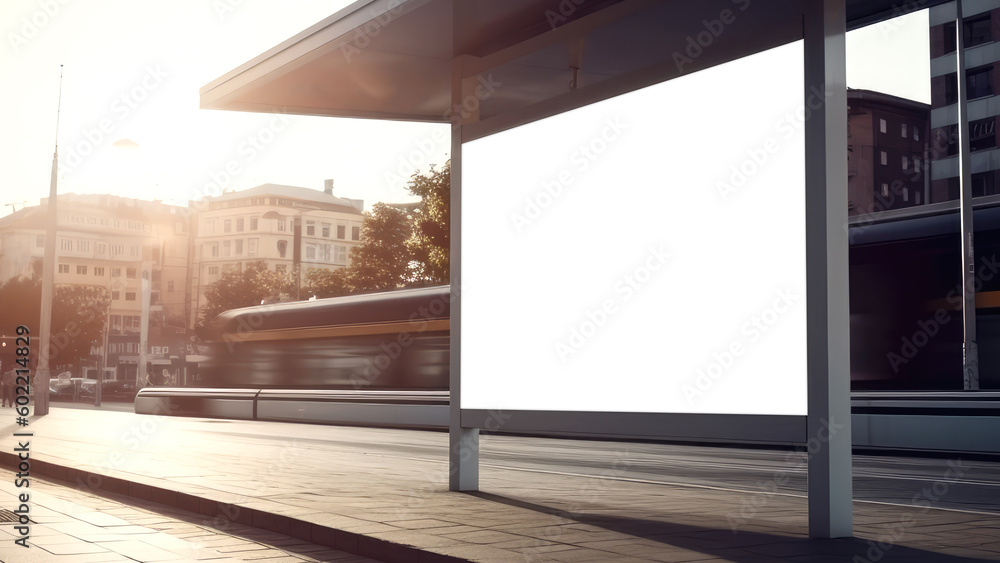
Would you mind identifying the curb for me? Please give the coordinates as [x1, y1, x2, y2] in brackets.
[0, 451, 465, 563]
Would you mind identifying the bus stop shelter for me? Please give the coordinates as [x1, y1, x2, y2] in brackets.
[199, 0, 917, 538]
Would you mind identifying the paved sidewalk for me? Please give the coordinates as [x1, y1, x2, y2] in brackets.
[0, 467, 381, 563]
[2, 407, 1000, 562]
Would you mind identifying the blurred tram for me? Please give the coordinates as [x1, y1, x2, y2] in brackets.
[136, 238, 1000, 452]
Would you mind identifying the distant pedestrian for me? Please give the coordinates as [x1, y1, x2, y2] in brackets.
[1, 370, 16, 407]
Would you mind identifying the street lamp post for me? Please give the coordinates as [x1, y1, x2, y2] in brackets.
[35, 66, 65, 417]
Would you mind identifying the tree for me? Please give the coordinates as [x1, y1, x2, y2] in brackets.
[0, 277, 108, 368]
[50, 285, 110, 366]
[348, 203, 414, 291]
[200, 262, 292, 324]
[303, 267, 352, 299]
[406, 160, 450, 285]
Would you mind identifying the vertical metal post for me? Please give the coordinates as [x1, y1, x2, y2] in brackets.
[804, 0, 853, 538]
[449, 53, 479, 492]
[35, 65, 64, 417]
[956, 0, 980, 390]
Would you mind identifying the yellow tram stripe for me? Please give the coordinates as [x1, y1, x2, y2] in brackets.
[220, 318, 450, 343]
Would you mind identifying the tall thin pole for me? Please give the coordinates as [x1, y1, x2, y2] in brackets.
[36, 65, 64, 416]
[956, 0, 980, 390]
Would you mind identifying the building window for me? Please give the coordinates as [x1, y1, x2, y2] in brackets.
[127, 268, 136, 279]
[76, 265, 87, 275]
[58, 264, 69, 274]
[881, 183, 889, 197]
[902, 155, 909, 171]
[914, 126, 920, 141]
[880, 151, 887, 165]
[323, 244, 332, 262]
[36, 235, 44, 247]
[130, 245, 139, 257]
[208, 266, 219, 275]
[277, 220, 287, 232]
[112, 268, 121, 277]
[111, 244, 124, 257]
[96, 243, 106, 255]
[235, 239, 244, 255]
[277, 240, 288, 258]
[965, 14, 992, 48]
[77, 240, 89, 252]
[125, 292, 136, 301]
[306, 221, 316, 236]
[901, 123, 907, 138]
[248, 238, 258, 256]
[167, 280, 174, 292]
[335, 245, 347, 264]
[968, 66, 993, 99]
[110, 315, 123, 334]
[112, 290, 120, 300]
[250, 217, 258, 230]
[237, 217, 245, 232]
[351, 226, 360, 241]
[224, 219, 232, 233]
[207, 243, 219, 258]
[223, 240, 231, 257]
[60, 239, 72, 251]
[322, 223, 331, 237]
[306, 245, 316, 260]
[879, 118, 886, 134]
[94, 267, 104, 276]
[903, 188, 909, 202]
[337, 225, 346, 239]
[971, 117, 997, 152]
[973, 171, 998, 197]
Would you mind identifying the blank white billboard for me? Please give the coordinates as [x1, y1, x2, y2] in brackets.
[461, 42, 807, 416]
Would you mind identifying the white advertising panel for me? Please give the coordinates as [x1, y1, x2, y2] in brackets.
[462, 42, 807, 415]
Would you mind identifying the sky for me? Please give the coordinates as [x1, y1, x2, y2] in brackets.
[0, 2, 928, 219]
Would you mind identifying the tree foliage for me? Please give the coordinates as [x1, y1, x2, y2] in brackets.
[51, 285, 110, 365]
[406, 160, 450, 285]
[0, 277, 108, 367]
[348, 202, 414, 292]
[200, 262, 292, 324]
[302, 267, 351, 299]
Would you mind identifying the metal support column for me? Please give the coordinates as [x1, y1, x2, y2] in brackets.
[804, 0, 853, 538]
[956, 0, 980, 390]
[448, 54, 480, 492]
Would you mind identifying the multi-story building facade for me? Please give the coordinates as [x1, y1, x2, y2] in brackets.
[929, 1, 1000, 201]
[0, 194, 189, 381]
[848, 89, 931, 216]
[189, 181, 364, 325]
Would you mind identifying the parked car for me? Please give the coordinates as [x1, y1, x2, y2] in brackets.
[80, 380, 139, 402]
[48, 378, 97, 401]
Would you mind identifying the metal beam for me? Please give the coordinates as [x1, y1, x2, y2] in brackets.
[956, 0, 980, 391]
[804, 0, 853, 539]
[449, 53, 479, 492]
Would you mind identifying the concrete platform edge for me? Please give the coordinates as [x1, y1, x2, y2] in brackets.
[0, 450, 466, 563]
